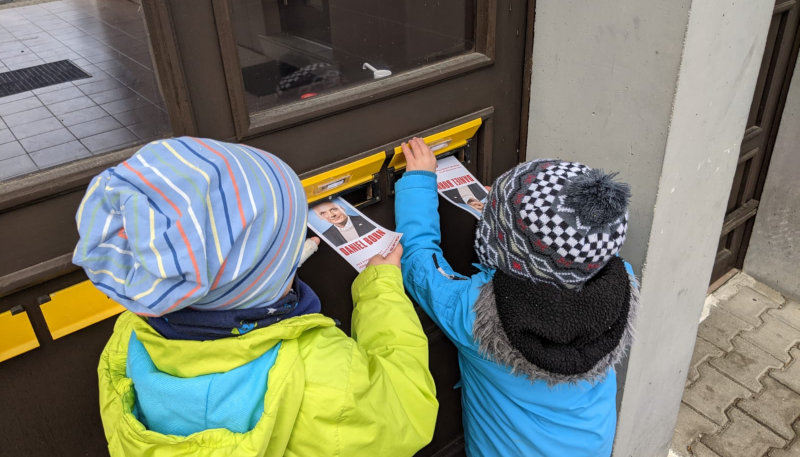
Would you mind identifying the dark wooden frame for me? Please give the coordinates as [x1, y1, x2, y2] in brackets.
[517, 0, 536, 164]
[712, 0, 800, 282]
[210, 0, 498, 139]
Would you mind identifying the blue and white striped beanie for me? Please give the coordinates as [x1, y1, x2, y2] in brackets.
[73, 137, 308, 316]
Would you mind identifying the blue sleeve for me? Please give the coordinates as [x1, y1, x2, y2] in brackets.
[623, 260, 639, 289]
[394, 171, 491, 349]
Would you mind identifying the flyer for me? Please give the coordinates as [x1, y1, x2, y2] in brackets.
[307, 197, 402, 272]
[436, 156, 488, 219]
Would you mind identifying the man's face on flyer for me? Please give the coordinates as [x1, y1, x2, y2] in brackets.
[314, 202, 348, 226]
[467, 198, 485, 212]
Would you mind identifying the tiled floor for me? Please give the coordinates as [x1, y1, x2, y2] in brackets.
[0, 0, 170, 181]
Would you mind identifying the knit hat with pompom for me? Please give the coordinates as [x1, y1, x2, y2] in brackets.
[475, 159, 630, 289]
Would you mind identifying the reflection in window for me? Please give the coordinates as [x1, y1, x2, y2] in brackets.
[230, 0, 475, 113]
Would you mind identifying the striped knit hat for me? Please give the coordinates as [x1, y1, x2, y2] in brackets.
[475, 159, 630, 288]
[73, 137, 308, 316]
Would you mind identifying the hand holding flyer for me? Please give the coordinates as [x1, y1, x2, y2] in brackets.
[435, 156, 488, 219]
[307, 197, 402, 272]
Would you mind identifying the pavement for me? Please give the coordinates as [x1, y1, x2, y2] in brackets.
[670, 272, 800, 457]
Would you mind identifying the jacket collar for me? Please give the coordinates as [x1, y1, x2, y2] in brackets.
[127, 312, 334, 378]
[472, 258, 639, 385]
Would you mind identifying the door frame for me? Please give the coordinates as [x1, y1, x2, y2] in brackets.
[711, 0, 800, 283]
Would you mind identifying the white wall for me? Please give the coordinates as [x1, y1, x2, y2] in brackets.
[526, 1, 774, 455]
[744, 57, 800, 300]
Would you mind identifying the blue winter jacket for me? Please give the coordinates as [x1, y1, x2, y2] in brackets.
[395, 171, 621, 457]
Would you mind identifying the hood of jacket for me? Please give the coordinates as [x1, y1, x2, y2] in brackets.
[98, 311, 336, 457]
[472, 257, 639, 385]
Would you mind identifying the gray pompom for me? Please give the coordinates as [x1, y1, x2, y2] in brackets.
[563, 169, 630, 226]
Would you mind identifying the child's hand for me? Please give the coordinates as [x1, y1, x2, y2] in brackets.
[298, 237, 320, 267]
[367, 244, 403, 270]
[401, 137, 437, 173]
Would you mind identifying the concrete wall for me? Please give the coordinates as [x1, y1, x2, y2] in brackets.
[743, 58, 800, 300]
[526, 1, 774, 456]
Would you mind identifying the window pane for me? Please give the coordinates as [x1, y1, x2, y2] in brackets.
[231, 0, 476, 114]
[0, 0, 171, 182]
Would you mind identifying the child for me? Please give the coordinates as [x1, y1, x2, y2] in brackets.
[74, 137, 437, 456]
[395, 138, 638, 457]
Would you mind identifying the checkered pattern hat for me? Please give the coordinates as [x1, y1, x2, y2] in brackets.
[475, 159, 630, 288]
[277, 62, 342, 96]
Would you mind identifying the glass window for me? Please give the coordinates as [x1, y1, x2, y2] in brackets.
[0, 0, 171, 182]
[230, 0, 475, 114]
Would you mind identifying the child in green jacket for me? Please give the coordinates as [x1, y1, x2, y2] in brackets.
[74, 137, 437, 457]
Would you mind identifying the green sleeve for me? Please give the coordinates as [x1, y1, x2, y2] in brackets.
[338, 264, 439, 456]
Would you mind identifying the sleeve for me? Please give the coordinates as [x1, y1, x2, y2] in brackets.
[337, 264, 438, 456]
[623, 259, 639, 288]
[394, 171, 489, 347]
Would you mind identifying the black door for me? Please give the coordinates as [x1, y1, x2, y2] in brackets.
[0, 1, 533, 455]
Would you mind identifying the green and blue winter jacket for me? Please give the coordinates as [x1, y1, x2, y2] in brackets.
[97, 265, 438, 457]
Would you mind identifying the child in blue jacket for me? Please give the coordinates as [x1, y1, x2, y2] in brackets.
[395, 137, 639, 457]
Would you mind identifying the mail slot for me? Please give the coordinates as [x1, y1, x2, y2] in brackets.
[387, 117, 483, 194]
[300, 150, 386, 208]
[0, 306, 39, 363]
[40, 280, 125, 340]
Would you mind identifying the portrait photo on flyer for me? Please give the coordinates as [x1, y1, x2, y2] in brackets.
[307, 197, 402, 272]
[436, 156, 488, 219]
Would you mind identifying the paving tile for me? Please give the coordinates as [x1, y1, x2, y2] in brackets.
[742, 314, 800, 363]
[2, 54, 43, 68]
[19, 128, 75, 152]
[671, 404, 720, 456]
[738, 377, 800, 440]
[0, 128, 15, 145]
[720, 287, 782, 327]
[710, 336, 783, 392]
[772, 348, 800, 394]
[28, 139, 90, 169]
[84, 50, 121, 65]
[76, 77, 123, 94]
[9, 116, 62, 139]
[36, 85, 85, 105]
[80, 127, 137, 153]
[32, 81, 74, 95]
[104, 65, 151, 86]
[769, 300, 800, 331]
[88, 86, 136, 105]
[703, 408, 787, 457]
[688, 442, 724, 457]
[0, 140, 25, 161]
[2, 106, 52, 126]
[93, 58, 124, 72]
[57, 105, 107, 126]
[768, 422, 800, 457]
[113, 104, 167, 126]
[748, 282, 787, 306]
[0, 96, 43, 116]
[0, 154, 37, 180]
[683, 364, 751, 426]
[100, 95, 150, 115]
[46, 95, 96, 116]
[67, 115, 122, 139]
[127, 120, 170, 141]
[0, 90, 36, 104]
[6, 59, 45, 71]
[697, 307, 753, 352]
[688, 338, 725, 384]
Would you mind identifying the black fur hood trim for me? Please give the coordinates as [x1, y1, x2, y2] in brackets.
[472, 257, 639, 385]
